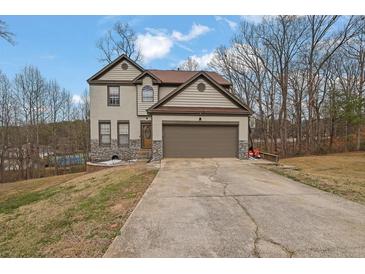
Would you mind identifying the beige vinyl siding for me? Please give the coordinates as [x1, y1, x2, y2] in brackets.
[98, 60, 141, 81]
[164, 78, 238, 108]
[137, 76, 159, 116]
[159, 86, 176, 100]
[90, 84, 150, 140]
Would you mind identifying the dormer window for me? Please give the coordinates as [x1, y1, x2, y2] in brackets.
[108, 86, 120, 106]
[142, 85, 154, 102]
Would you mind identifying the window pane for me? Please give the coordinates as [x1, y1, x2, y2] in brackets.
[118, 123, 129, 134]
[142, 85, 154, 102]
[108, 87, 120, 105]
[100, 123, 110, 134]
[109, 86, 119, 95]
[119, 134, 129, 145]
[101, 135, 110, 144]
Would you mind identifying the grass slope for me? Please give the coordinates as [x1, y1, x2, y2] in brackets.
[266, 152, 365, 205]
[0, 163, 158, 257]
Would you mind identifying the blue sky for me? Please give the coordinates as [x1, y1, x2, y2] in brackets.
[0, 16, 261, 101]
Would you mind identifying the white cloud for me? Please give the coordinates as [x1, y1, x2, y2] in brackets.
[175, 42, 193, 52]
[136, 33, 174, 63]
[191, 52, 216, 69]
[215, 16, 238, 30]
[144, 27, 168, 35]
[72, 94, 82, 104]
[178, 52, 216, 70]
[171, 23, 212, 42]
[136, 23, 212, 63]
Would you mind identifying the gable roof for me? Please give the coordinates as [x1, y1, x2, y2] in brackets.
[147, 70, 231, 86]
[87, 54, 231, 87]
[132, 70, 162, 84]
[87, 54, 144, 83]
[148, 71, 252, 115]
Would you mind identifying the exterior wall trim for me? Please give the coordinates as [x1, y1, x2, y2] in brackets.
[162, 121, 239, 126]
[88, 80, 135, 85]
[151, 112, 249, 116]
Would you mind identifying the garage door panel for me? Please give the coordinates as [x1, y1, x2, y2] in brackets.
[163, 125, 238, 158]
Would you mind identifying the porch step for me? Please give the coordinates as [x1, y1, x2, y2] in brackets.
[136, 149, 152, 159]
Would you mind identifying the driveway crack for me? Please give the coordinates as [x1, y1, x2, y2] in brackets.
[232, 196, 260, 257]
[209, 159, 295, 258]
[209, 160, 228, 196]
[232, 195, 295, 258]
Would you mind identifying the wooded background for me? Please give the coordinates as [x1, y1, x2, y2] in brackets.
[208, 16, 365, 157]
[0, 66, 89, 183]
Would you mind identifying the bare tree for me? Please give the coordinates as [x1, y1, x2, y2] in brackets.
[209, 15, 365, 156]
[0, 70, 14, 182]
[0, 19, 15, 45]
[231, 16, 307, 156]
[96, 22, 141, 64]
[46, 80, 66, 174]
[14, 66, 46, 179]
[178, 57, 199, 71]
[303, 16, 363, 151]
[344, 28, 365, 150]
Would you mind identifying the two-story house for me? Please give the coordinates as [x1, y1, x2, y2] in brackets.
[87, 55, 251, 161]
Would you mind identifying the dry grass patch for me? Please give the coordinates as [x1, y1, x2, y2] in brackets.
[0, 163, 158, 257]
[265, 152, 365, 204]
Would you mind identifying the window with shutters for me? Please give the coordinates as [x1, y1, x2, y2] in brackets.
[118, 122, 129, 147]
[108, 86, 120, 106]
[99, 121, 111, 146]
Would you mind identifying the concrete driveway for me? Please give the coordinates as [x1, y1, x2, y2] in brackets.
[104, 158, 365, 257]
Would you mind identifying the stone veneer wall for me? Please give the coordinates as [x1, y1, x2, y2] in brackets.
[90, 139, 140, 162]
[151, 140, 162, 161]
[239, 140, 248, 160]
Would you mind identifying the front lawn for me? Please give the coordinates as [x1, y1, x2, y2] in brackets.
[0, 163, 158, 257]
[265, 152, 365, 205]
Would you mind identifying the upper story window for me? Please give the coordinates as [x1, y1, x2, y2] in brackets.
[108, 86, 120, 106]
[142, 85, 154, 102]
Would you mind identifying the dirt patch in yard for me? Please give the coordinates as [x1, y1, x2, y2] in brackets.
[0, 163, 158, 257]
[264, 152, 365, 205]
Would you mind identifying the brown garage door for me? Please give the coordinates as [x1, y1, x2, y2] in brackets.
[163, 124, 238, 158]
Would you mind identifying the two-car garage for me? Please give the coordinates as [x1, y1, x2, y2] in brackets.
[148, 73, 251, 160]
[162, 124, 238, 158]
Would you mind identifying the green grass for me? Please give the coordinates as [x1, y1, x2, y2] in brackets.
[265, 152, 365, 205]
[0, 185, 77, 214]
[0, 164, 158, 257]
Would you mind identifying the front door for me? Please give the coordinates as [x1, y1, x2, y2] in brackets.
[141, 124, 152, 149]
